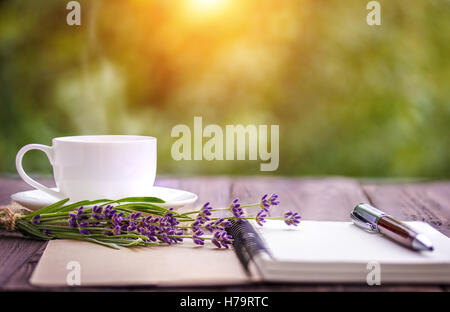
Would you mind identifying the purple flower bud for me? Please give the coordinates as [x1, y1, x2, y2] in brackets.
[68, 215, 78, 227]
[79, 229, 90, 235]
[43, 229, 52, 236]
[284, 211, 301, 226]
[196, 228, 204, 236]
[232, 206, 244, 218]
[92, 214, 103, 221]
[191, 220, 201, 232]
[32, 215, 41, 224]
[146, 234, 157, 242]
[161, 233, 172, 244]
[194, 238, 205, 245]
[127, 224, 137, 232]
[255, 210, 267, 226]
[200, 202, 213, 221]
[211, 230, 233, 248]
[269, 194, 279, 205]
[77, 207, 84, 215]
[205, 222, 215, 232]
[92, 205, 103, 214]
[211, 237, 221, 248]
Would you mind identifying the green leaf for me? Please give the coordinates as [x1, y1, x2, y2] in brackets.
[49, 200, 89, 213]
[115, 203, 180, 216]
[16, 220, 51, 240]
[26, 198, 70, 219]
[84, 238, 120, 250]
[57, 199, 112, 212]
[106, 196, 165, 204]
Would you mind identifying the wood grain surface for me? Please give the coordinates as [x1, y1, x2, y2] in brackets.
[0, 176, 449, 292]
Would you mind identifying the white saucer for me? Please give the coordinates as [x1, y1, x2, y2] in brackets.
[11, 187, 198, 211]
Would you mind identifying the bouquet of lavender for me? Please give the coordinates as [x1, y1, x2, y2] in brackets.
[0, 194, 301, 250]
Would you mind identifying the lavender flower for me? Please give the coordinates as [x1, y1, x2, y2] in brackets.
[205, 221, 215, 232]
[260, 193, 279, 211]
[229, 199, 244, 219]
[260, 194, 270, 210]
[199, 202, 212, 221]
[172, 230, 184, 243]
[191, 214, 206, 232]
[127, 222, 137, 232]
[193, 229, 205, 245]
[68, 213, 78, 227]
[217, 218, 232, 228]
[32, 215, 41, 225]
[269, 194, 279, 205]
[92, 205, 102, 213]
[164, 208, 179, 226]
[160, 233, 172, 244]
[255, 210, 267, 226]
[284, 211, 301, 226]
[211, 230, 233, 249]
[130, 212, 142, 220]
[92, 214, 103, 221]
[79, 228, 90, 235]
[22, 194, 294, 250]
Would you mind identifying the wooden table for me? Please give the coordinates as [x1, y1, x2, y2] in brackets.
[1, 176, 449, 292]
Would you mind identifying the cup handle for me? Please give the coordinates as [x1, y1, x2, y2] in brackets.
[15, 144, 64, 199]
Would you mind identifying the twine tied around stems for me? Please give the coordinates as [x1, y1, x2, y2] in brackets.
[0, 203, 28, 231]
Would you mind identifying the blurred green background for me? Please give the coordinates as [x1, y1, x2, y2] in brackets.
[0, 0, 449, 177]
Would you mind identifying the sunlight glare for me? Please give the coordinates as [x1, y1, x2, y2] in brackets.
[188, 0, 227, 14]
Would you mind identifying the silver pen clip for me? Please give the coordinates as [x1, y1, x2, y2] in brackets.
[350, 204, 385, 233]
[350, 211, 379, 233]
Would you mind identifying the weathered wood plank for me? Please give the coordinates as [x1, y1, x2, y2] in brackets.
[229, 177, 369, 220]
[362, 182, 450, 237]
[1, 240, 47, 291]
[0, 235, 46, 290]
[1, 176, 449, 291]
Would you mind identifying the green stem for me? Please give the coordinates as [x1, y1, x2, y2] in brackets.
[180, 208, 230, 217]
[179, 203, 261, 217]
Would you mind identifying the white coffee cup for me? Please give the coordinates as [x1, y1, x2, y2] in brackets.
[16, 135, 157, 201]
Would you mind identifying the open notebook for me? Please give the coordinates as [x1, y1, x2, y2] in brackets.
[243, 220, 450, 283]
[30, 220, 450, 287]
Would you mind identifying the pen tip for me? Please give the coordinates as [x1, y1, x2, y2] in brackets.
[413, 234, 434, 252]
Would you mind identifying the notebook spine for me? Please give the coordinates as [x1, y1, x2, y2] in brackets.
[226, 220, 270, 272]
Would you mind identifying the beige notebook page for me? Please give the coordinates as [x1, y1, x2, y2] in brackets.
[30, 239, 249, 287]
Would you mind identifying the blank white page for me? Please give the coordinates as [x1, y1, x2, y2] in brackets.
[253, 220, 450, 264]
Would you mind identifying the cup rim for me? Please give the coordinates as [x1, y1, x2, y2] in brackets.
[53, 135, 157, 144]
